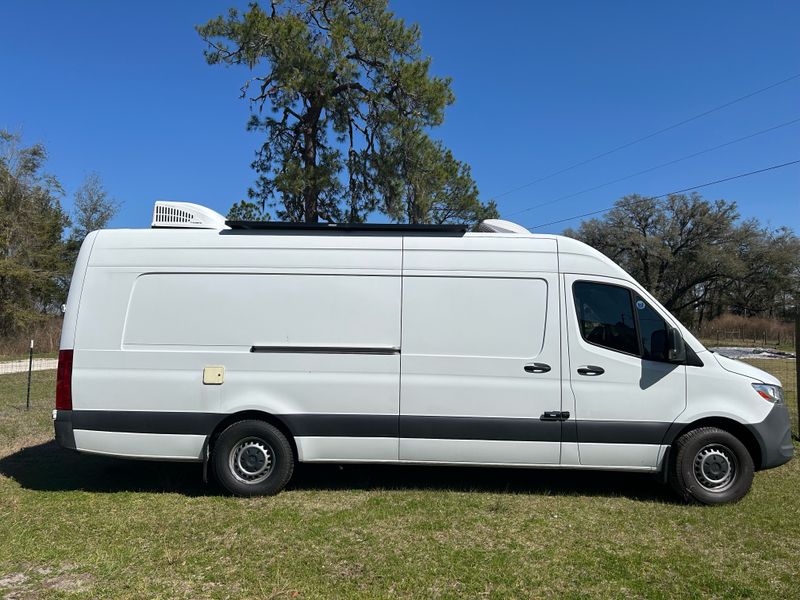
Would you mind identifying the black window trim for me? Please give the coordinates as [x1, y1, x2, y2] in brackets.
[630, 292, 645, 358]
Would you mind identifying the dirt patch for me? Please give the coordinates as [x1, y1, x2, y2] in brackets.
[42, 572, 92, 593]
[0, 573, 27, 588]
[0, 573, 28, 600]
[0, 566, 92, 598]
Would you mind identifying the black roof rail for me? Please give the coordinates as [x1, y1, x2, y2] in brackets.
[224, 221, 469, 235]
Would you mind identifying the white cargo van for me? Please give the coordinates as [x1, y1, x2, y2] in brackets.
[53, 202, 793, 503]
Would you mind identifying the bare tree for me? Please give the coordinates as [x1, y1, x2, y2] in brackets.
[71, 172, 119, 241]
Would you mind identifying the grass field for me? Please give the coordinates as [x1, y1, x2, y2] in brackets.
[1, 369, 799, 598]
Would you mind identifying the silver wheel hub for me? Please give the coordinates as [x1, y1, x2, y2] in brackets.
[229, 438, 273, 484]
[693, 444, 736, 492]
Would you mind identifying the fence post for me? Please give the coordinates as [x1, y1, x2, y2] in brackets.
[25, 339, 34, 411]
[795, 311, 799, 439]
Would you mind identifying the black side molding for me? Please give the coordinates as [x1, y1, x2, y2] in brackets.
[250, 345, 400, 355]
[70, 410, 220, 436]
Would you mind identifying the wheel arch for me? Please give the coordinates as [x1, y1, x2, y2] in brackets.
[207, 411, 299, 463]
[663, 417, 763, 470]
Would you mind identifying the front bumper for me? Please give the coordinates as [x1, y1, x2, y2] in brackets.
[53, 409, 76, 450]
[746, 402, 794, 470]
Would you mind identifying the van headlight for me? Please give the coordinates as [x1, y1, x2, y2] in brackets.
[752, 383, 784, 404]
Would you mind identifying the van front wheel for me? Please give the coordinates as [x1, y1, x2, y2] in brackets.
[669, 427, 754, 505]
[212, 420, 294, 496]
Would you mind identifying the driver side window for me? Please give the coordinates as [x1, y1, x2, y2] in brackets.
[573, 282, 672, 361]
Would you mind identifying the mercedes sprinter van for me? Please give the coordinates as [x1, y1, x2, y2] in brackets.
[53, 202, 793, 503]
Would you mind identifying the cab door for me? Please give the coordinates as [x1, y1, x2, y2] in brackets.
[564, 275, 686, 468]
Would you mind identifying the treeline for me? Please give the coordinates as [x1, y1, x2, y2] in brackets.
[565, 193, 799, 329]
[0, 130, 118, 346]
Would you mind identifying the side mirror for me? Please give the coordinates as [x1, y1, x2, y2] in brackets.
[667, 326, 686, 363]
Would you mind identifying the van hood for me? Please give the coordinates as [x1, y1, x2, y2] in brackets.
[713, 353, 782, 386]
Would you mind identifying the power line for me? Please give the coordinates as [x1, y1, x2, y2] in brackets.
[489, 71, 800, 202]
[526, 159, 800, 231]
[505, 116, 800, 217]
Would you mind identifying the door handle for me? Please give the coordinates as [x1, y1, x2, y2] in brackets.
[541, 411, 570, 421]
[577, 365, 605, 376]
[524, 362, 551, 374]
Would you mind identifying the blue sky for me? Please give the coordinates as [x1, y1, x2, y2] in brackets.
[2, 1, 798, 233]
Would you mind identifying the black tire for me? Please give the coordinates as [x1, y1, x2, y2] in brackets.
[212, 420, 294, 496]
[668, 426, 754, 505]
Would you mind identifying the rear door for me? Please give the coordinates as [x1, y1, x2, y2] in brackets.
[399, 273, 562, 464]
[564, 275, 686, 468]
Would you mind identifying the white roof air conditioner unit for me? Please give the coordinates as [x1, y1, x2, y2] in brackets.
[151, 201, 229, 230]
[476, 219, 530, 234]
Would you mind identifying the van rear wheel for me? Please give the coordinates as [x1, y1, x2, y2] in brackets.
[668, 427, 754, 505]
[212, 420, 294, 496]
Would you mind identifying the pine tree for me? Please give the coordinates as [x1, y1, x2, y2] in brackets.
[199, 0, 496, 224]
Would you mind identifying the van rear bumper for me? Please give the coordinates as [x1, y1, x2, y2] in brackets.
[53, 409, 76, 450]
[746, 403, 794, 470]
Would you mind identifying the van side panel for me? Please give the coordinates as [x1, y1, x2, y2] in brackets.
[70, 231, 402, 462]
[399, 236, 563, 465]
[123, 273, 399, 349]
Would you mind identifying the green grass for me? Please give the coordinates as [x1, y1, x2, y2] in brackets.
[1, 370, 799, 598]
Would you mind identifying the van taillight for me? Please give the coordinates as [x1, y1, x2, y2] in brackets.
[56, 349, 73, 411]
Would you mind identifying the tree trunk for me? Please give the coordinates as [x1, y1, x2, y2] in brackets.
[302, 102, 323, 223]
[302, 132, 318, 223]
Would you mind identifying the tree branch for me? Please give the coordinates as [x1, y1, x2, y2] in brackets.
[331, 81, 370, 97]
